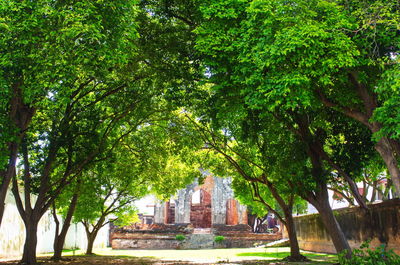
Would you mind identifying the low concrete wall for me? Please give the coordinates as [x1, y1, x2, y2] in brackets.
[293, 199, 400, 254]
[111, 224, 282, 249]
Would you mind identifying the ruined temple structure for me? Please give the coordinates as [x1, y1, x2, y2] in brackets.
[153, 175, 248, 228]
[111, 175, 282, 249]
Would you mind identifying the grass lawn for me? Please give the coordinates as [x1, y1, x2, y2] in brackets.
[31, 247, 338, 264]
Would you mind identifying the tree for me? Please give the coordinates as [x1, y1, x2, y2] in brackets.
[5, 1, 154, 263]
[51, 179, 81, 261]
[50, 112, 204, 258]
[183, 114, 308, 261]
[73, 114, 204, 255]
[192, 0, 398, 257]
[232, 176, 308, 262]
[1, 0, 206, 262]
[74, 164, 147, 255]
[0, 0, 139, 228]
[196, 0, 400, 192]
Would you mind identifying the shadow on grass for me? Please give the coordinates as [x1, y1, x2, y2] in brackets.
[237, 251, 337, 262]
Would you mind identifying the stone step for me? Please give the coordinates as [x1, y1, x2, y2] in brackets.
[193, 228, 212, 234]
[185, 234, 215, 249]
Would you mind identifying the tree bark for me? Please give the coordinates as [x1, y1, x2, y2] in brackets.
[52, 189, 80, 261]
[296, 118, 352, 258]
[83, 218, 104, 255]
[0, 82, 35, 227]
[85, 231, 98, 255]
[317, 201, 351, 257]
[21, 215, 40, 265]
[283, 209, 303, 260]
[375, 137, 400, 196]
[12, 154, 45, 265]
[258, 179, 305, 261]
[307, 182, 352, 258]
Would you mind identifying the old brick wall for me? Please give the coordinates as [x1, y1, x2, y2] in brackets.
[190, 189, 212, 228]
[111, 224, 282, 249]
[166, 203, 175, 224]
[292, 199, 400, 254]
[226, 199, 238, 225]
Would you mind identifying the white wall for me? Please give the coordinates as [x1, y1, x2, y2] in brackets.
[64, 221, 109, 250]
[0, 190, 109, 259]
[305, 183, 385, 214]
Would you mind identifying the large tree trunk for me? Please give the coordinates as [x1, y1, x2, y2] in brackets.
[283, 210, 304, 261]
[21, 216, 40, 265]
[0, 83, 34, 227]
[375, 137, 400, 195]
[85, 232, 98, 255]
[52, 220, 73, 260]
[308, 183, 352, 258]
[317, 201, 351, 257]
[262, 180, 304, 260]
[299, 125, 352, 258]
[52, 189, 80, 261]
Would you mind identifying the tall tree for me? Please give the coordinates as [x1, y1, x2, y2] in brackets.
[183, 114, 308, 261]
[74, 165, 148, 255]
[51, 112, 203, 258]
[196, 0, 400, 192]
[6, 1, 152, 264]
[192, 0, 398, 256]
[0, 0, 138, 228]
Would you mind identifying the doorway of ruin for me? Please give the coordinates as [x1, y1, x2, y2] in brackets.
[190, 189, 212, 228]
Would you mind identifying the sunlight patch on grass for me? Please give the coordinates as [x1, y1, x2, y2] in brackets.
[237, 250, 338, 263]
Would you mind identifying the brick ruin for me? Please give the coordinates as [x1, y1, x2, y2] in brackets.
[153, 175, 248, 227]
[111, 175, 282, 249]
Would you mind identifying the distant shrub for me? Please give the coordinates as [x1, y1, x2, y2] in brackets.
[175, 234, 186, 241]
[339, 241, 400, 265]
[214, 236, 225, 243]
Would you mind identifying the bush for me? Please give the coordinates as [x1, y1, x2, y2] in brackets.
[175, 234, 186, 241]
[214, 235, 225, 243]
[339, 241, 400, 265]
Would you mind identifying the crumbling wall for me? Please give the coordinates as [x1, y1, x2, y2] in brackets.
[111, 224, 282, 249]
[293, 199, 400, 254]
[153, 201, 165, 224]
[190, 189, 212, 228]
[174, 183, 196, 223]
[212, 177, 234, 224]
[153, 175, 247, 227]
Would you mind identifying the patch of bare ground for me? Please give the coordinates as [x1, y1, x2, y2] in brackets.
[0, 256, 286, 265]
[0, 255, 286, 265]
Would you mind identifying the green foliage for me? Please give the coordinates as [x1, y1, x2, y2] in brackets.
[175, 234, 186, 241]
[71, 112, 205, 231]
[373, 64, 400, 141]
[0, 0, 137, 177]
[193, 0, 400, 194]
[214, 236, 225, 243]
[338, 241, 400, 265]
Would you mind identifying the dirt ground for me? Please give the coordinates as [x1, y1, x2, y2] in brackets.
[0, 256, 286, 265]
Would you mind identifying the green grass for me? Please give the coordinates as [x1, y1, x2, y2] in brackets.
[238, 251, 338, 263]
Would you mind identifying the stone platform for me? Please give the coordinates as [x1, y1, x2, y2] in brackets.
[111, 224, 282, 250]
